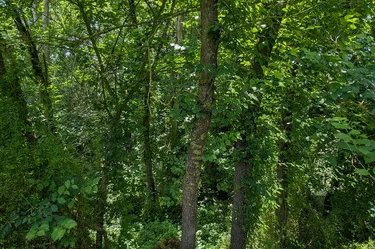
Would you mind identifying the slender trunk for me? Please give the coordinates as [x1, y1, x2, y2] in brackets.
[128, 0, 158, 213]
[42, 0, 50, 60]
[143, 60, 157, 203]
[181, 0, 219, 248]
[77, 3, 113, 247]
[229, 2, 285, 248]
[96, 160, 108, 249]
[277, 99, 292, 248]
[176, 15, 183, 44]
[230, 156, 250, 249]
[12, 8, 54, 129]
[0, 36, 35, 145]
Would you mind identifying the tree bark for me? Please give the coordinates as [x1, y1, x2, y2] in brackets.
[128, 0, 159, 214]
[277, 97, 292, 248]
[229, 2, 285, 248]
[143, 55, 157, 204]
[181, 0, 219, 248]
[0, 35, 35, 145]
[12, 7, 54, 129]
[230, 158, 250, 249]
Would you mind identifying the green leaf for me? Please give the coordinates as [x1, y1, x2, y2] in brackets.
[57, 197, 66, 204]
[67, 200, 75, 209]
[71, 184, 78, 190]
[62, 219, 77, 229]
[83, 185, 92, 194]
[36, 230, 46, 237]
[65, 180, 71, 188]
[39, 223, 49, 231]
[349, 129, 361, 135]
[51, 227, 66, 241]
[26, 228, 37, 240]
[51, 205, 58, 212]
[365, 155, 375, 164]
[335, 133, 352, 142]
[357, 147, 371, 156]
[337, 142, 352, 151]
[332, 122, 351, 129]
[355, 169, 370, 176]
[58, 186, 65, 195]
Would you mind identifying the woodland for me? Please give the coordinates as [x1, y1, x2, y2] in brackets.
[0, 0, 375, 248]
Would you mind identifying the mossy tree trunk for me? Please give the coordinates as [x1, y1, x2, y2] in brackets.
[181, 0, 219, 248]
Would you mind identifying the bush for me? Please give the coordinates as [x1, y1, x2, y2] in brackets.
[136, 221, 179, 249]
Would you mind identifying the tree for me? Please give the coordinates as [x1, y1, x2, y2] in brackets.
[181, 0, 219, 248]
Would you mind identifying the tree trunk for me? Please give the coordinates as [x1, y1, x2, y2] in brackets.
[0, 35, 35, 145]
[143, 56, 157, 205]
[176, 15, 183, 44]
[230, 159, 250, 249]
[277, 99, 292, 248]
[128, 0, 159, 214]
[12, 8, 54, 129]
[229, 2, 285, 248]
[181, 0, 219, 248]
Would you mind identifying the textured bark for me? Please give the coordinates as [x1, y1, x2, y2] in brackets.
[181, 0, 219, 248]
[230, 159, 250, 249]
[277, 124, 289, 247]
[229, 2, 285, 248]
[176, 15, 183, 43]
[13, 9, 54, 129]
[77, 4, 113, 247]
[96, 161, 109, 249]
[128, 0, 158, 211]
[277, 99, 292, 248]
[143, 72, 157, 203]
[0, 37, 35, 145]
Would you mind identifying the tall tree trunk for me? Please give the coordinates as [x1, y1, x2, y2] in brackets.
[176, 15, 183, 44]
[229, 2, 285, 248]
[143, 50, 157, 205]
[0, 35, 35, 145]
[230, 152, 250, 249]
[12, 7, 54, 129]
[128, 0, 158, 214]
[181, 0, 219, 248]
[77, 3, 115, 247]
[277, 96, 292, 248]
[95, 159, 108, 249]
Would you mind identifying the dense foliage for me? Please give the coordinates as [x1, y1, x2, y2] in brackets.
[0, 0, 374, 248]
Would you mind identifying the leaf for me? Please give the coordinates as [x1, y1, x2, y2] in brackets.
[39, 223, 49, 231]
[355, 169, 370, 176]
[365, 155, 375, 164]
[26, 229, 37, 240]
[58, 186, 65, 195]
[357, 147, 371, 156]
[335, 133, 352, 142]
[57, 197, 66, 204]
[327, 155, 337, 166]
[349, 129, 361, 135]
[83, 185, 92, 194]
[71, 184, 78, 190]
[65, 180, 71, 188]
[51, 205, 58, 212]
[51, 227, 66, 241]
[337, 142, 352, 151]
[274, 71, 283, 79]
[36, 230, 46, 237]
[62, 219, 77, 229]
[331, 122, 351, 129]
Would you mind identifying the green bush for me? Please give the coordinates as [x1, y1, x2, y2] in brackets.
[136, 221, 179, 249]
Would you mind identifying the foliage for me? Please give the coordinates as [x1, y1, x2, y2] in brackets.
[0, 0, 374, 248]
